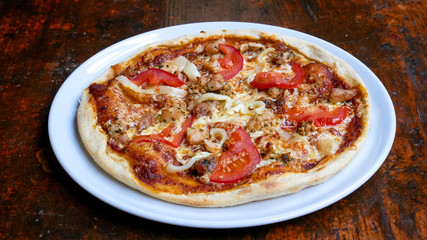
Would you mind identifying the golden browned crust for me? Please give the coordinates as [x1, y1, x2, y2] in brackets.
[77, 29, 371, 207]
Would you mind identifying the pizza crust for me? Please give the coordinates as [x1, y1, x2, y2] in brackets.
[77, 29, 371, 207]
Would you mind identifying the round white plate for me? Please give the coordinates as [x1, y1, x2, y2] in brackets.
[48, 22, 396, 228]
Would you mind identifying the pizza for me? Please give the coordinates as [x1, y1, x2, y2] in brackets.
[77, 29, 371, 207]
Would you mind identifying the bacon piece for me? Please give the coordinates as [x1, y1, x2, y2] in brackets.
[89, 82, 136, 151]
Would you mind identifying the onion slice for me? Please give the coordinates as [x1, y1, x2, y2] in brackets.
[198, 93, 232, 110]
[116, 75, 186, 98]
[165, 152, 212, 173]
[172, 56, 201, 81]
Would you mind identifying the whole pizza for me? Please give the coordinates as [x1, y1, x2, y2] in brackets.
[77, 29, 371, 207]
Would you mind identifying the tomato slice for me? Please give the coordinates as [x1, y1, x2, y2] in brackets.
[250, 63, 304, 89]
[210, 127, 261, 183]
[133, 117, 194, 148]
[132, 68, 185, 87]
[168, 116, 194, 147]
[217, 44, 244, 80]
[284, 106, 350, 128]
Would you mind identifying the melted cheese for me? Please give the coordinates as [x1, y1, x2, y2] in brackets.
[112, 37, 358, 174]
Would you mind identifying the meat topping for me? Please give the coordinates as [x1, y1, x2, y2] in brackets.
[189, 156, 217, 176]
[191, 102, 212, 118]
[329, 88, 358, 103]
[203, 58, 222, 73]
[204, 42, 220, 55]
[246, 111, 275, 133]
[303, 63, 333, 96]
[137, 112, 155, 132]
[204, 74, 225, 92]
[261, 97, 286, 114]
[186, 127, 209, 146]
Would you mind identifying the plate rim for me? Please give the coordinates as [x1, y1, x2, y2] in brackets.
[48, 21, 396, 228]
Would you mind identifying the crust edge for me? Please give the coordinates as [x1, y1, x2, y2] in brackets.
[76, 29, 371, 207]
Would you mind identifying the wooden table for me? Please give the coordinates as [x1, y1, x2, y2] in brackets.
[1, 0, 425, 238]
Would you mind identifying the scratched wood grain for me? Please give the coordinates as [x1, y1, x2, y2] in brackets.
[0, 0, 425, 239]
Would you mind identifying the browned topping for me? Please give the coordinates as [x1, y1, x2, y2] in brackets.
[328, 128, 341, 136]
[189, 156, 217, 176]
[297, 122, 313, 136]
[191, 102, 212, 118]
[159, 100, 187, 122]
[204, 74, 225, 92]
[337, 115, 363, 153]
[330, 88, 358, 103]
[271, 42, 289, 52]
[261, 97, 287, 114]
[203, 58, 222, 73]
[279, 153, 293, 165]
[239, 42, 265, 53]
[303, 63, 333, 96]
[186, 127, 208, 145]
[204, 41, 220, 55]
[246, 111, 275, 133]
[89, 83, 107, 96]
[136, 112, 155, 131]
[185, 91, 202, 109]
[129, 142, 173, 185]
[271, 51, 295, 65]
[90, 82, 130, 129]
[303, 162, 318, 170]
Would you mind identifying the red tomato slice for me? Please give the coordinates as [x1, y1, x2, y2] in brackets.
[250, 63, 304, 89]
[284, 106, 350, 128]
[217, 44, 244, 80]
[133, 117, 194, 148]
[210, 127, 261, 183]
[168, 116, 194, 147]
[132, 68, 185, 87]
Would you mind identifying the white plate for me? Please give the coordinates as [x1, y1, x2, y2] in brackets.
[48, 22, 396, 228]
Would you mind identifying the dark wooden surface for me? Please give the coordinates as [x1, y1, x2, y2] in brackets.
[1, 0, 425, 239]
